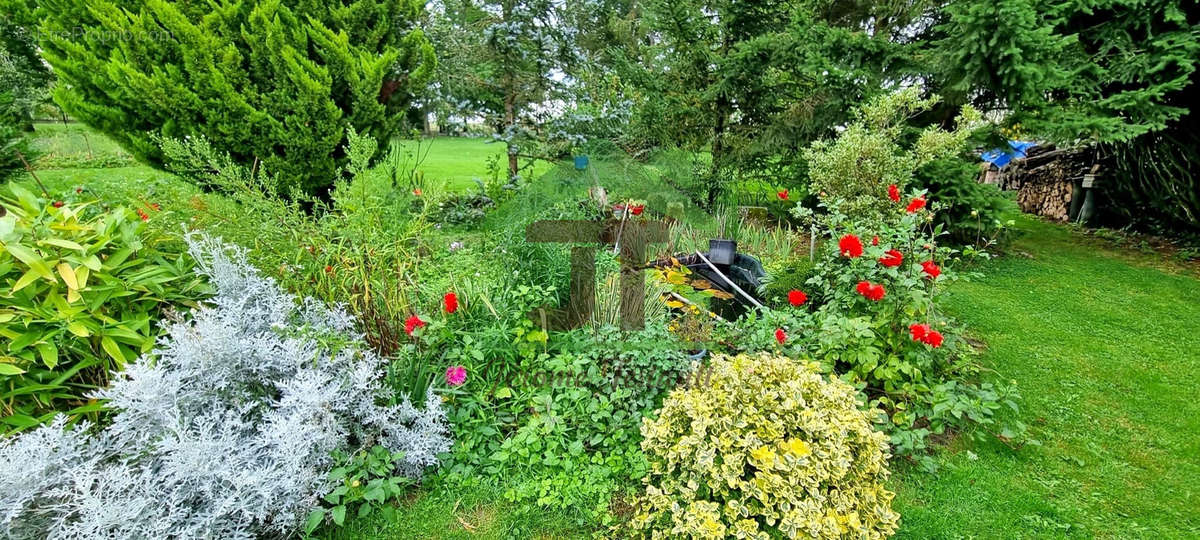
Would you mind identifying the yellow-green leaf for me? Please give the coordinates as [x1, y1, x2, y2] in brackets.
[67, 321, 90, 337]
[0, 363, 25, 376]
[100, 336, 126, 365]
[38, 238, 86, 251]
[36, 343, 58, 369]
[3, 244, 54, 280]
[57, 262, 79, 290]
[12, 269, 40, 293]
[75, 266, 90, 289]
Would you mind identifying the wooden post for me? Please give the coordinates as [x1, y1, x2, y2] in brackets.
[525, 219, 668, 330]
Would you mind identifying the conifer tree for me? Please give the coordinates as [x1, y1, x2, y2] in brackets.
[38, 0, 436, 197]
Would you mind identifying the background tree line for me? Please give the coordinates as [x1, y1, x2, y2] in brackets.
[1, 0, 1197, 234]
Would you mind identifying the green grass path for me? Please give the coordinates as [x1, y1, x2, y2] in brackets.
[894, 217, 1200, 538]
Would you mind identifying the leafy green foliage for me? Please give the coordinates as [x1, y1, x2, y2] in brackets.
[486, 325, 694, 523]
[1, 92, 36, 181]
[308, 446, 415, 535]
[935, 0, 1200, 143]
[38, 0, 436, 197]
[805, 88, 983, 225]
[913, 154, 1018, 245]
[628, 353, 899, 538]
[0, 183, 208, 432]
[621, 0, 909, 204]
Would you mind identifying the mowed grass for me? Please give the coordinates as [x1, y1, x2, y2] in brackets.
[28, 125, 542, 192]
[392, 136, 552, 192]
[893, 217, 1200, 538]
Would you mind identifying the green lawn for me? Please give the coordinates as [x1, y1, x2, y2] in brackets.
[893, 217, 1200, 538]
[27, 126, 545, 193]
[392, 137, 552, 191]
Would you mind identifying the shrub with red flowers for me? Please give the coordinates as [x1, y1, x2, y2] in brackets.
[725, 91, 1030, 463]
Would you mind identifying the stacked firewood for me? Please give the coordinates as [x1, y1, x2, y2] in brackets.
[995, 145, 1093, 222]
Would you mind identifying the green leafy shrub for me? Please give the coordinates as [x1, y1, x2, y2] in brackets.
[0, 183, 208, 432]
[728, 90, 1030, 464]
[761, 256, 820, 308]
[805, 88, 983, 225]
[488, 325, 696, 523]
[159, 131, 426, 355]
[1, 92, 36, 181]
[913, 154, 1017, 245]
[39, 0, 436, 197]
[629, 353, 899, 539]
[309, 445, 415, 534]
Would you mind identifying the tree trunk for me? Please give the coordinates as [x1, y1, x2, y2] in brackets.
[707, 94, 729, 208]
[504, 91, 519, 180]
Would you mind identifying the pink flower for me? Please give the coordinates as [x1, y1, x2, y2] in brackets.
[404, 314, 425, 336]
[445, 365, 467, 386]
[775, 328, 787, 344]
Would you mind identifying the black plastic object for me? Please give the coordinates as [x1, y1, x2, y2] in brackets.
[708, 238, 736, 265]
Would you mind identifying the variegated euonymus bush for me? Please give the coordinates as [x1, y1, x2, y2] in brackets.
[628, 353, 899, 539]
[0, 234, 451, 539]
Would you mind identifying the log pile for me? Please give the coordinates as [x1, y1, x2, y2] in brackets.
[993, 145, 1093, 222]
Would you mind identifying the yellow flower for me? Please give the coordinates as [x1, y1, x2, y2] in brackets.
[781, 438, 811, 457]
[750, 445, 776, 467]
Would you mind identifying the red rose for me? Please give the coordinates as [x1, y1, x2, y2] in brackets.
[879, 249, 903, 268]
[777, 189, 789, 200]
[838, 234, 864, 258]
[924, 330, 944, 347]
[906, 196, 927, 213]
[404, 315, 426, 336]
[856, 281, 885, 301]
[787, 289, 807, 307]
[630, 204, 644, 216]
[920, 260, 941, 279]
[444, 291, 459, 314]
[52, 201, 64, 208]
[888, 184, 900, 202]
[909, 323, 930, 342]
[871, 236, 880, 246]
[775, 328, 787, 344]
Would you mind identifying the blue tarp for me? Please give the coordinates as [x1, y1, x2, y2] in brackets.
[981, 140, 1037, 168]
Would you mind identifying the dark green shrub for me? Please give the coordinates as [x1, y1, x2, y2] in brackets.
[761, 256, 822, 308]
[1, 92, 36, 181]
[913, 154, 1017, 245]
[38, 0, 436, 198]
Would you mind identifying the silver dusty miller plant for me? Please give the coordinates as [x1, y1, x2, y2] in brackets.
[0, 233, 451, 539]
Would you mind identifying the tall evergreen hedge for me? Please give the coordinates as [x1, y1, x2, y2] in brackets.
[38, 0, 436, 197]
